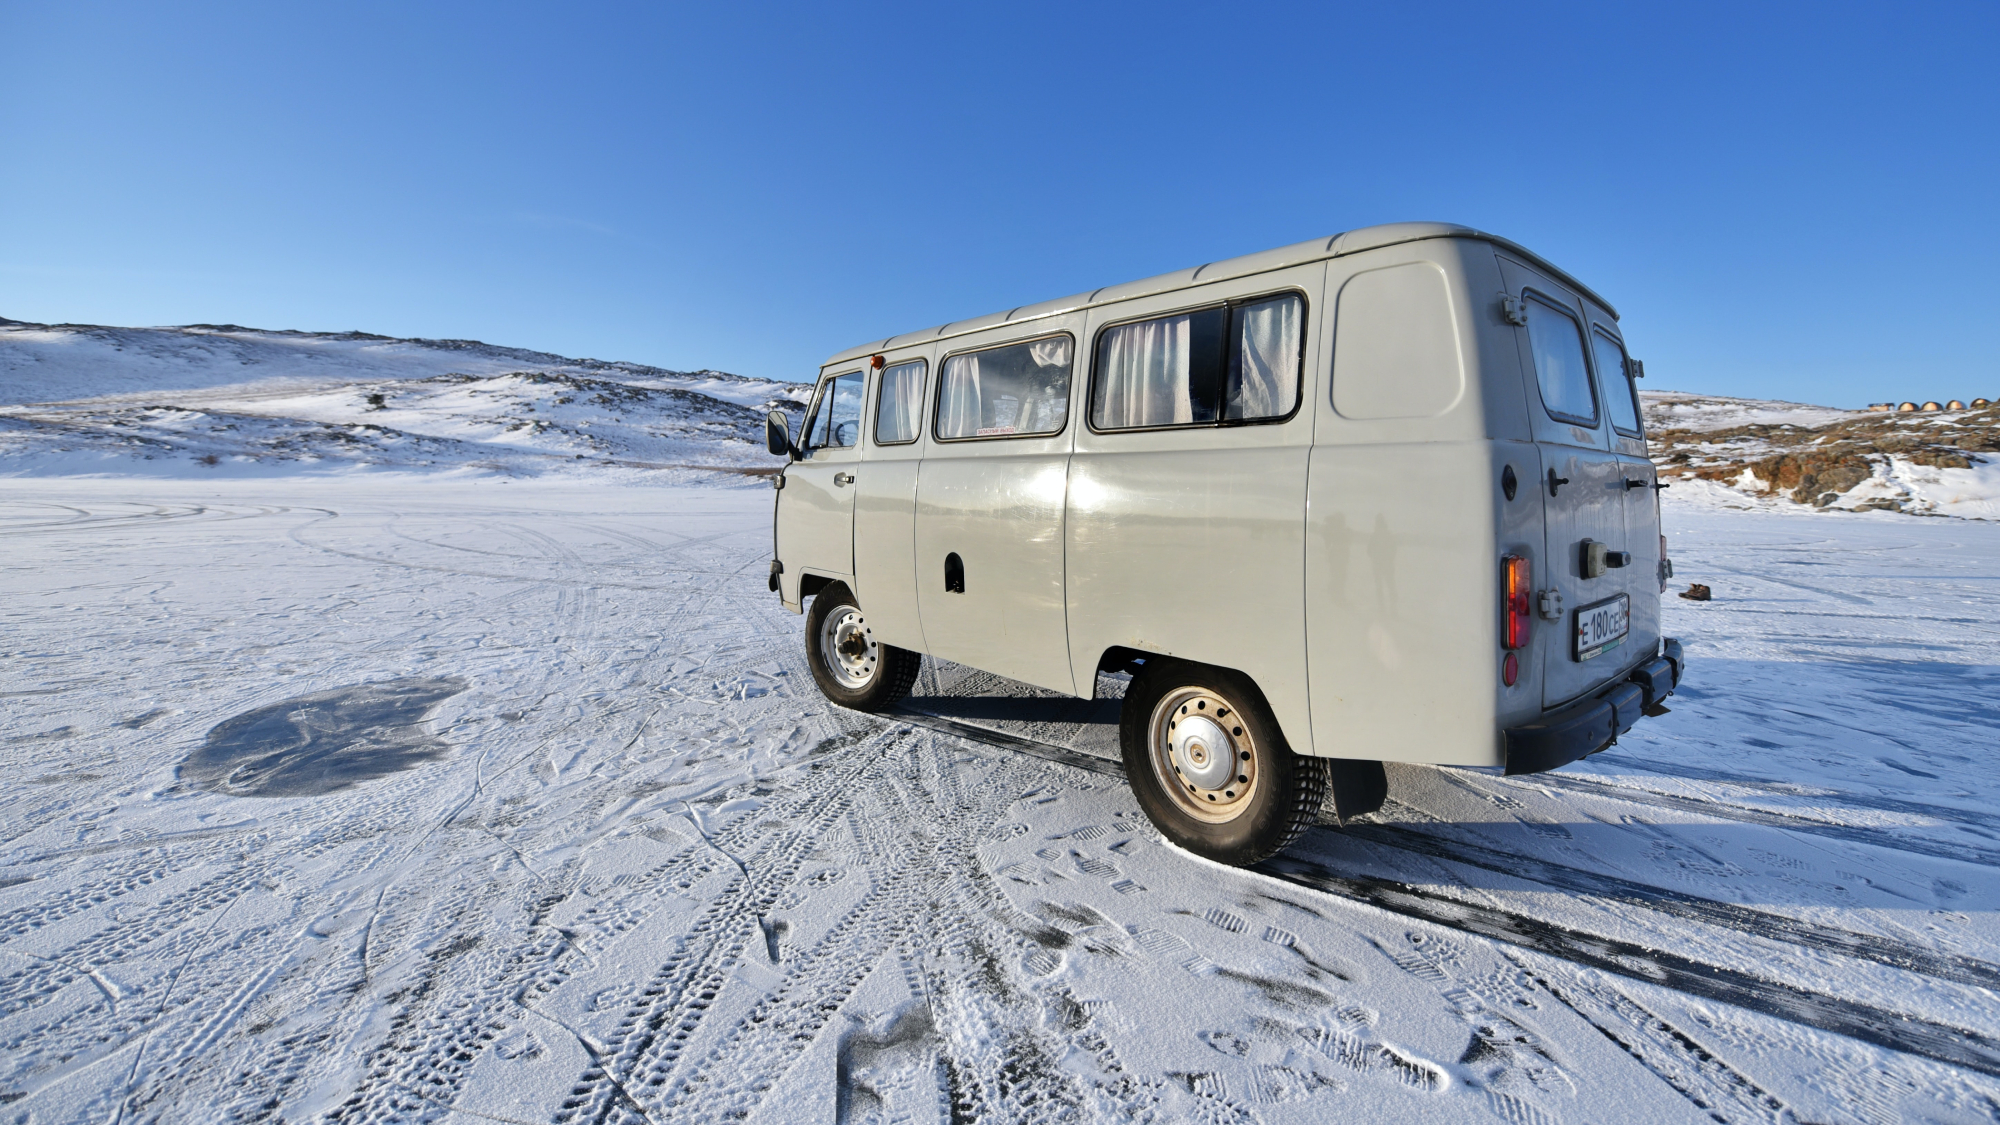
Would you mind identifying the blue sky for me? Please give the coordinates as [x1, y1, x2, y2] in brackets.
[3, 1, 1994, 405]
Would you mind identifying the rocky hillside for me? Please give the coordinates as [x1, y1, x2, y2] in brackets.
[1644, 392, 2000, 518]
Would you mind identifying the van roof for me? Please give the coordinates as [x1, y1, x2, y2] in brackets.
[822, 221, 1615, 369]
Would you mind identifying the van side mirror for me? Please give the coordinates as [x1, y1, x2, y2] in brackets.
[766, 411, 797, 459]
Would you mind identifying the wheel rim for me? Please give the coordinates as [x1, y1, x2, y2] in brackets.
[817, 604, 878, 691]
[1147, 687, 1260, 824]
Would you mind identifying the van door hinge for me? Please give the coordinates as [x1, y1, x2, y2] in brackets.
[1500, 294, 1529, 326]
[1538, 588, 1565, 620]
[1629, 359, 1646, 379]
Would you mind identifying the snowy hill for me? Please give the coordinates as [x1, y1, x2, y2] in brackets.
[1642, 390, 2000, 520]
[0, 318, 810, 478]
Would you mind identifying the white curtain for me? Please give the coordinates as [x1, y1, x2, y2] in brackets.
[1093, 314, 1192, 429]
[938, 353, 982, 438]
[1227, 296, 1300, 420]
[1020, 337, 1071, 433]
[877, 361, 925, 443]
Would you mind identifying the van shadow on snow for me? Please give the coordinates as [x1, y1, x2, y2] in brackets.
[179, 676, 468, 798]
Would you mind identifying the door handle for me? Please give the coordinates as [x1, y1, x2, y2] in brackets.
[1547, 468, 1569, 497]
[833, 472, 854, 487]
[1624, 478, 1650, 490]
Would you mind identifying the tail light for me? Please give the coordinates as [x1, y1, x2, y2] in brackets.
[1503, 554, 1531, 651]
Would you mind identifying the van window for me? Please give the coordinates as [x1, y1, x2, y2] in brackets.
[1591, 329, 1642, 436]
[804, 371, 864, 450]
[935, 335, 1072, 440]
[874, 359, 926, 444]
[1524, 294, 1598, 426]
[1092, 307, 1225, 428]
[1090, 293, 1302, 431]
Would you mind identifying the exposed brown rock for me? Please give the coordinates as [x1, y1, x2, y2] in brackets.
[1648, 402, 1997, 508]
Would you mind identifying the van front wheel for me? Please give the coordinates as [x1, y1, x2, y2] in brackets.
[1120, 661, 1326, 866]
[805, 582, 920, 711]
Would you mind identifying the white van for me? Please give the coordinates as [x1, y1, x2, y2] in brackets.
[764, 222, 1683, 865]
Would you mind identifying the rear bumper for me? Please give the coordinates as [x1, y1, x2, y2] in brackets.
[1503, 638, 1684, 776]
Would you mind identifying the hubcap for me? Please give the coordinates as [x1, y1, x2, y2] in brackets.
[817, 605, 878, 690]
[1147, 687, 1259, 824]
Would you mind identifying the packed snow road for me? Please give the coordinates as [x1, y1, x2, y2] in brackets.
[3, 476, 1998, 1125]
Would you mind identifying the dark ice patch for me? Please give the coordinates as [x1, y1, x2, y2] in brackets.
[181, 677, 467, 797]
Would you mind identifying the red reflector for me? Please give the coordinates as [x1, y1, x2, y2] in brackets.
[1503, 651, 1519, 686]
[1502, 554, 1531, 650]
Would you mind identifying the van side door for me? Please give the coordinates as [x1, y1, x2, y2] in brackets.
[782, 370, 865, 584]
[850, 355, 929, 652]
[913, 322, 1080, 694]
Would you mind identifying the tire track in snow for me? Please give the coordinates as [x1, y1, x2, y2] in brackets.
[1515, 771, 2000, 869]
[1340, 822, 2000, 991]
[1263, 850, 2000, 1079]
[912, 713, 2000, 1080]
[1529, 767, 2000, 836]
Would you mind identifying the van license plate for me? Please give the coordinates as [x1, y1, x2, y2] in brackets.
[1573, 594, 1630, 662]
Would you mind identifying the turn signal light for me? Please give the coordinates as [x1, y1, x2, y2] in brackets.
[1503, 554, 1531, 651]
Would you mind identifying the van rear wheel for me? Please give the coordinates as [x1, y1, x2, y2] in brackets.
[805, 582, 920, 712]
[1120, 660, 1326, 866]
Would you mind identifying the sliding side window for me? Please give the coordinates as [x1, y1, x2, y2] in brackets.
[1091, 293, 1303, 431]
[934, 335, 1072, 440]
[1591, 328, 1642, 437]
[1523, 293, 1598, 427]
[874, 359, 927, 444]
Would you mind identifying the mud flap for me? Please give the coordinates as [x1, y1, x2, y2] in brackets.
[1324, 759, 1388, 823]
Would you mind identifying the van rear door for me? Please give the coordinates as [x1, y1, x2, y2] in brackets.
[1497, 258, 1633, 708]
[1589, 319, 1664, 660]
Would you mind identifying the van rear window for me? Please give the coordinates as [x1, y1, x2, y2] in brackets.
[1591, 329, 1642, 436]
[874, 359, 926, 444]
[1090, 293, 1302, 431]
[935, 336, 1072, 440]
[1524, 295, 1598, 426]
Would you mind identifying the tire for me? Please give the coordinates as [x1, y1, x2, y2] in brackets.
[1119, 659, 1327, 866]
[804, 582, 921, 712]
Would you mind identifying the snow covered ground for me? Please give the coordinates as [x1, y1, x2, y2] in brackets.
[5, 474, 1999, 1124]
